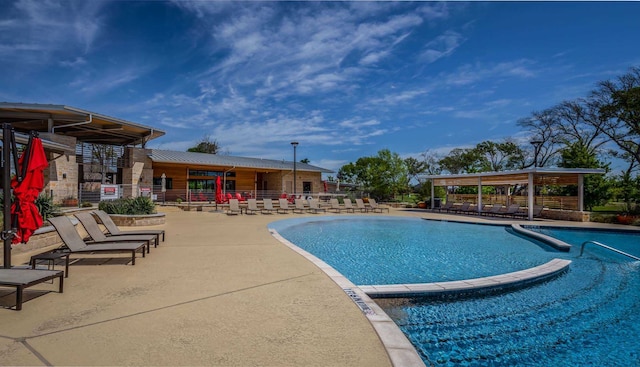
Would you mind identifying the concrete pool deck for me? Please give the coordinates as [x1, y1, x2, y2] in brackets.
[0, 207, 635, 366]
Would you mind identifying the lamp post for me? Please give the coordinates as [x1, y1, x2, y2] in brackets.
[291, 141, 299, 197]
[530, 140, 543, 168]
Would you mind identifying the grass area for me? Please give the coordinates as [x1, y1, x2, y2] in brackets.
[592, 202, 627, 213]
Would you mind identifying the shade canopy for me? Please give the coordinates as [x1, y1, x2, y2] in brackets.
[423, 167, 606, 220]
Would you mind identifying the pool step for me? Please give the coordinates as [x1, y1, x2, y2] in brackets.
[360, 258, 571, 298]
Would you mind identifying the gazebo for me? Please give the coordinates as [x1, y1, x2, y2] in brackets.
[423, 168, 606, 221]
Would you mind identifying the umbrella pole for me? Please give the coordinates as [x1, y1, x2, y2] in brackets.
[2, 123, 13, 268]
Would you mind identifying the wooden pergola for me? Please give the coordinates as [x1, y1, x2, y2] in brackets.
[424, 168, 606, 220]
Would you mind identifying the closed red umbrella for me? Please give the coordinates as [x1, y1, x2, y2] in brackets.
[10, 137, 48, 244]
[215, 175, 224, 204]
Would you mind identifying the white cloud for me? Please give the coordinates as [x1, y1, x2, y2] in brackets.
[0, 0, 107, 63]
[420, 31, 464, 64]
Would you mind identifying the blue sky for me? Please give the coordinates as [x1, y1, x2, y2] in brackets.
[1, 1, 639, 174]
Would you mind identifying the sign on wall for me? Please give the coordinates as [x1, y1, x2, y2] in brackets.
[100, 184, 120, 201]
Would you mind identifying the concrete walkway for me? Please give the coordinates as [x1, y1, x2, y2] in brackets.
[0, 207, 394, 366]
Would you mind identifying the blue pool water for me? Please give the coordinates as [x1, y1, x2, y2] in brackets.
[526, 226, 640, 259]
[272, 216, 564, 285]
[271, 217, 640, 366]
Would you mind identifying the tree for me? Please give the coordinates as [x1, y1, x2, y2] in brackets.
[438, 148, 483, 174]
[475, 140, 525, 172]
[187, 135, 222, 154]
[591, 66, 640, 169]
[405, 157, 427, 185]
[516, 108, 563, 167]
[557, 142, 611, 210]
[300, 158, 310, 164]
[337, 149, 408, 200]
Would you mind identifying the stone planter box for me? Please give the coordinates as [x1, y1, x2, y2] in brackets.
[107, 213, 166, 226]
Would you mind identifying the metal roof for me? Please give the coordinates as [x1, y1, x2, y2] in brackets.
[148, 149, 333, 173]
[0, 102, 165, 146]
[0, 130, 73, 154]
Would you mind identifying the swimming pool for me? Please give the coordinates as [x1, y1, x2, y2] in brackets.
[272, 216, 565, 285]
[271, 217, 640, 366]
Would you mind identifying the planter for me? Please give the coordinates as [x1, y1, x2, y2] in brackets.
[61, 198, 78, 207]
[107, 213, 166, 226]
[417, 202, 427, 209]
[616, 215, 637, 225]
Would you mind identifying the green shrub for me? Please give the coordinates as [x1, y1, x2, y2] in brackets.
[35, 194, 61, 222]
[98, 197, 156, 215]
[81, 201, 93, 208]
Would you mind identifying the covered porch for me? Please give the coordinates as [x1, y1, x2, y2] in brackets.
[424, 168, 606, 221]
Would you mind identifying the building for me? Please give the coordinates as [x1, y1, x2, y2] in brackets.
[0, 103, 332, 204]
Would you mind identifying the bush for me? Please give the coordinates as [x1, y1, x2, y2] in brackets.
[35, 194, 61, 222]
[98, 196, 156, 215]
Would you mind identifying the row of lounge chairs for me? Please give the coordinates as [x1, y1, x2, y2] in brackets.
[1, 210, 166, 310]
[226, 198, 389, 215]
[435, 202, 544, 219]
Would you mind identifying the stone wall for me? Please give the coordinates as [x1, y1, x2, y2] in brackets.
[541, 209, 591, 222]
[42, 133, 78, 204]
[108, 213, 166, 226]
[122, 148, 153, 198]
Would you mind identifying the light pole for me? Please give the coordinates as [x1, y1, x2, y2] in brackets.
[530, 140, 543, 168]
[291, 141, 299, 197]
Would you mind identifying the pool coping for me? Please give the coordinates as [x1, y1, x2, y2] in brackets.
[269, 229, 427, 367]
[359, 258, 571, 298]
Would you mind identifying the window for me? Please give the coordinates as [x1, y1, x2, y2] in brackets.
[188, 170, 235, 177]
[153, 177, 173, 189]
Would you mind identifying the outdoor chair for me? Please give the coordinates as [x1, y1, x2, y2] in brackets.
[436, 201, 454, 212]
[294, 199, 308, 214]
[354, 199, 370, 213]
[277, 198, 293, 214]
[92, 210, 164, 242]
[512, 205, 544, 220]
[227, 199, 242, 215]
[482, 205, 505, 216]
[48, 216, 146, 265]
[342, 198, 356, 213]
[328, 198, 345, 213]
[368, 198, 390, 213]
[245, 199, 260, 215]
[0, 268, 64, 311]
[261, 199, 276, 214]
[307, 199, 327, 214]
[493, 204, 521, 218]
[451, 202, 471, 214]
[74, 212, 156, 253]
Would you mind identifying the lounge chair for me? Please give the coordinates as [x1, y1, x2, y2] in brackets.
[261, 199, 276, 214]
[0, 268, 64, 310]
[512, 205, 544, 220]
[354, 199, 370, 213]
[328, 198, 345, 213]
[342, 198, 356, 213]
[48, 216, 146, 265]
[277, 198, 293, 214]
[436, 201, 454, 212]
[482, 205, 505, 216]
[451, 202, 471, 214]
[368, 198, 389, 213]
[227, 199, 242, 215]
[493, 204, 521, 218]
[307, 199, 327, 214]
[245, 199, 260, 215]
[293, 199, 307, 214]
[93, 210, 165, 242]
[75, 212, 157, 253]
